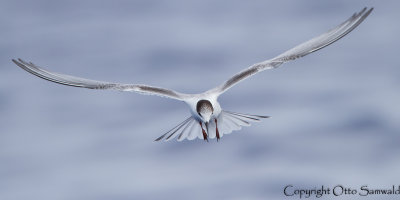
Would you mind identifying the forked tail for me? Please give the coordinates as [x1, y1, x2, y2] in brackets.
[155, 111, 269, 142]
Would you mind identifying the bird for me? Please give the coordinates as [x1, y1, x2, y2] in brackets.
[12, 7, 373, 142]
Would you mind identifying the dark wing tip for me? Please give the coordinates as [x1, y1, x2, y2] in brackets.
[11, 58, 22, 65]
[12, 58, 28, 69]
[11, 59, 19, 66]
[12, 58, 33, 69]
[366, 7, 374, 16]
[17, 58, 26, 64]
[154, 136, 164, 142]
[359, 7, 374, 21]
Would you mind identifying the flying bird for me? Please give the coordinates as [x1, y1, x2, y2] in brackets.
[12, 7, 373, 142]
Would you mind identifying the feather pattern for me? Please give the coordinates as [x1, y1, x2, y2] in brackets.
[156, 111, 269, 142]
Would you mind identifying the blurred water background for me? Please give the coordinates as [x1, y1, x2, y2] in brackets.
[1, 0, 399, 199]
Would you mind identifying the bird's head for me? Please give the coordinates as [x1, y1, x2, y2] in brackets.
[196, 99, 214, 122]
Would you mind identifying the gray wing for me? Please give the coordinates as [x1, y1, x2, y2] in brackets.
[210, 7, 373, 95]
[12, 58, 189, 101]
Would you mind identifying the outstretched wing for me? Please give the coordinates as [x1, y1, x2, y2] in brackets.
[209, 7, 373, 95]
[12, 58, 189, 101]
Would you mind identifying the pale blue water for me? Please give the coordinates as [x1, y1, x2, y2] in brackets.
[1, 0, 399, 199]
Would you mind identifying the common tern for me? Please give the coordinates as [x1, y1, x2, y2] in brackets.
[12, 7, 373, 142]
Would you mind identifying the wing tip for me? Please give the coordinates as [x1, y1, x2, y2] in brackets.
[11, 58, 23, 65]
[11, 58, 18, 65]
[154, 136, 164, 142]
[14, 58, 27, 64]
[365, 7, 374, 16]
[359, 7, 374, 20]
[12, 58, 29, 70]
[12, 58, 35, 70]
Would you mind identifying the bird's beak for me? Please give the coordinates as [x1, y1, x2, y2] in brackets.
[205, 122, 209, 134]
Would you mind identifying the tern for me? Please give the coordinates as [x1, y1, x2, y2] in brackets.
[12, 7, 373, 142]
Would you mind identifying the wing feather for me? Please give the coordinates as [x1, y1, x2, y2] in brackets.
[12, 58, 189, 101]
[210, 7, 373, 95]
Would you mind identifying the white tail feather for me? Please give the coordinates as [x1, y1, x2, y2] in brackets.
[154, 111, 269, 142]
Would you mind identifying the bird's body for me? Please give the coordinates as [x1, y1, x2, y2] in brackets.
[187, 93, 220, 121]
[12, 7, 373, 142]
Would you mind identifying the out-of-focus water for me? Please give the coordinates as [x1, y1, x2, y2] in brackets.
[1, 0, 399, 199]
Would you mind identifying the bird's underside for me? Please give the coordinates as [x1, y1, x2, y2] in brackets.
[12, 7, 373, 142]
